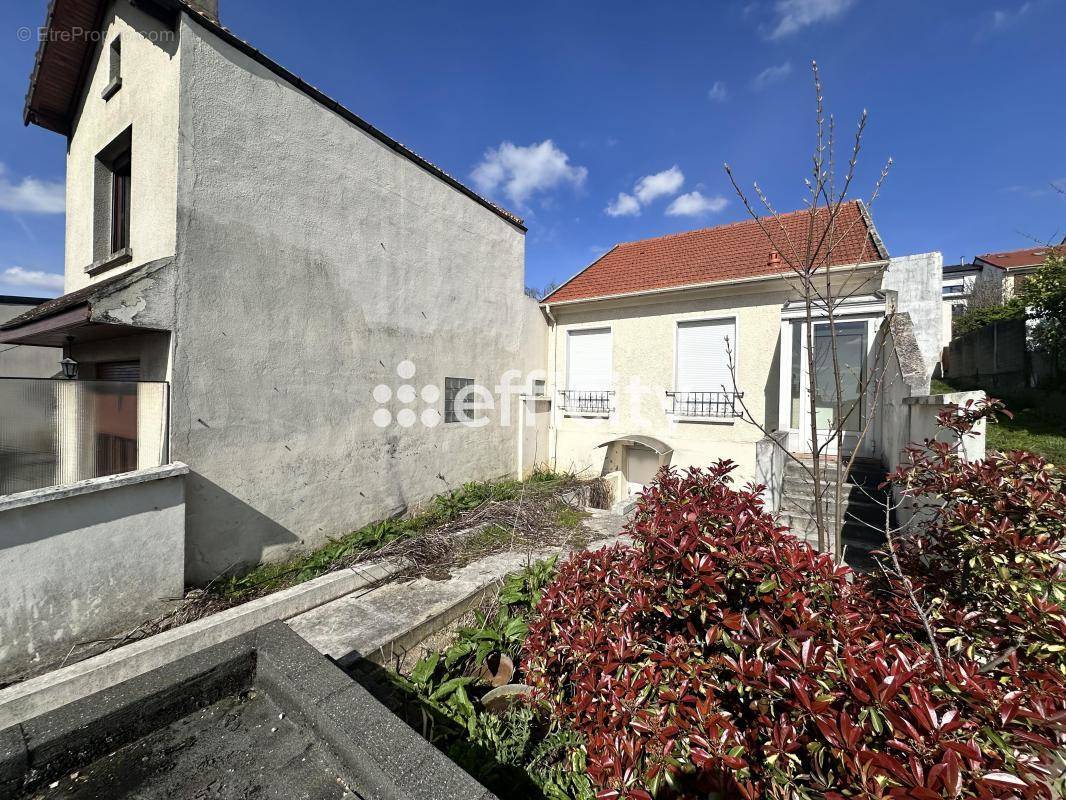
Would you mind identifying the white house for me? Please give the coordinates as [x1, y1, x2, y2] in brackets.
[0, 0, 546, 583]
[539, 202, 914, 493]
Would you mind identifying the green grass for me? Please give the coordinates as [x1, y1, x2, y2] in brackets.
[987, 401, 1066, 465]
[930, 377, 958, 395]
[556, 506, 590, 530]
[926, 377, 1066, 465]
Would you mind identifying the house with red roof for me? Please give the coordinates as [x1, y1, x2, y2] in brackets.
[974, 245, 1064, 301]
[539, 201, 938, 498]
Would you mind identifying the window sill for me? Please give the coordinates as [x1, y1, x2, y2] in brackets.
[101, 77, 122, 101]
[85, 247, 133, 276]
[561, 410, 612, 419]
[669, 414, 736, 425]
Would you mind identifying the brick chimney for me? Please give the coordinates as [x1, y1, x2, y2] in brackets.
[185, 0, 220, 20]
[768, 249, 782, 269]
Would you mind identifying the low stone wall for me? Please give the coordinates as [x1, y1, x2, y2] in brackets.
[0, 464, 188, 680]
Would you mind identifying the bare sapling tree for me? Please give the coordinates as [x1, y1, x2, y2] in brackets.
[722, 61, 893, 556]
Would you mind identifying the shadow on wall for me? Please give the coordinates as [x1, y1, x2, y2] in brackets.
[183, 471, 300, 584]
[763, 336, 781, 432]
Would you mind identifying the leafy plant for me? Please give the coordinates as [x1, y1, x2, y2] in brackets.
[952, 297, 1026, 336]
[380, 558, 594, 800]
[524, 444, 1066, 799]
[1020, 252, 1066, 371]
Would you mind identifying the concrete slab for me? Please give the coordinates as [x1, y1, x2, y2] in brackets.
[0, 559, 405, 730]
[288, 515, 630, 667]
[3, 623, 494, 800]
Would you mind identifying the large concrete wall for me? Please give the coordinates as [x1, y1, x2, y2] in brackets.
[0, 465, 187, 679]
[169, 18, 546, 581]
[882, 252, 944, 377]
[63, 1, 180, 293]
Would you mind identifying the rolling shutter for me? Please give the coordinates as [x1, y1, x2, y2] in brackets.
[566, 328, 611, 390]
[676, 319, 735, 392]
[97, 361, 141, 381]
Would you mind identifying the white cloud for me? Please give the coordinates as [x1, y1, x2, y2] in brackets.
[666, 191, 729, 217]
[604, 166, 686, 218]
[470, 140, 587, 207]
[1, 266, 64, 292]
[767, 0, 855, 39]
[634, 166, 685, 204]
[991, 2, 1032, 29]
[708, 81, 728, 102]
[605, 192, 641, 217]
[0, 165, 65, 214]
[752, 61, 793, 90]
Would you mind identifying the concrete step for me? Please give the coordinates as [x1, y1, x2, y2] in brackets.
[782, 477, 888, 503]
[784, 462, 888, 487]
[777, 511, 884, 547]
[780, 494, 888, 521]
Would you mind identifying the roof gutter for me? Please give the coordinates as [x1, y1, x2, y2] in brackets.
[540, 259, 891, 309]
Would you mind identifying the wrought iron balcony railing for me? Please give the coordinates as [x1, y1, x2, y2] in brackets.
[667, 390, 743, 418]
[559, 390, 613, 414]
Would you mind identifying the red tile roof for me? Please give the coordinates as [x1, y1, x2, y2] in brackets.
[543, 201, 887, 304]
[976, 246, 1063, 271]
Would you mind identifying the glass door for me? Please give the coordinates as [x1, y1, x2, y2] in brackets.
[789, 319, 873, 457]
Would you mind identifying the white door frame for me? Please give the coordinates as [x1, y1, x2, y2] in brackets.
[778, 296, 885, 458]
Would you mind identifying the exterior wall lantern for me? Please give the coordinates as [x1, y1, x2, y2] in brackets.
[60, 335, 78, 380]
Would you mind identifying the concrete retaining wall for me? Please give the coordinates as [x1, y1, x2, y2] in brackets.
[944, 318, 1029, 391]
[0, 464, 188, 680]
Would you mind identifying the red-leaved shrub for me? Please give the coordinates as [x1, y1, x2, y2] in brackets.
[524, 416, 1066, 799]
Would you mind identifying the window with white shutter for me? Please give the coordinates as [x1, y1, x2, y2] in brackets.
[564, 328, 612, 413]
[566, 328, 612, 390]
[673, 319, 738, 416]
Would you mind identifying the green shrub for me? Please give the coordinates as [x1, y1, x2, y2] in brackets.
[952, 297, 1025, 336]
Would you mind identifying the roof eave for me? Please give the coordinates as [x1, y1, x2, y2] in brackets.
[541, 259, 891, 309]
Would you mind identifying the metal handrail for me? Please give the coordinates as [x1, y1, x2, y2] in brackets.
[559, 389, 613, 414]
[667, 390, 743, 418]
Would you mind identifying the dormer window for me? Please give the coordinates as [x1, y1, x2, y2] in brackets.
[102, 37, 122, 100]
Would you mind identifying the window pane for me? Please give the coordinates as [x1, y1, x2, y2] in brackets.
[444, 377, 474, 423]
[789, 322, 802, 429]
[813, 322, 867, 432]
[111, 153, 131, 254]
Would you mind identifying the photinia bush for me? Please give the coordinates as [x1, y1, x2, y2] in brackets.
[524, 424, 1066, 799]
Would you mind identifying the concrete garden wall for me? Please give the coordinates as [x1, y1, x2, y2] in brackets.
[0, 464, 187, 679]
[882, 252, 945, 378]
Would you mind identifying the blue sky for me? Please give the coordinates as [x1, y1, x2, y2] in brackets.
[0, 0, 1063, 298]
